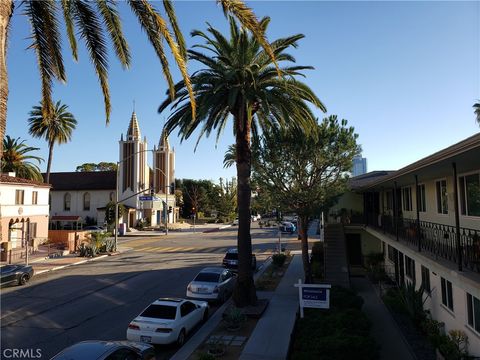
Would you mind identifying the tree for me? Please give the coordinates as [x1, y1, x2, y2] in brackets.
[1, 0, 278, 155]
[28, 100, 77, 183]
[474, 101, 480, 125]
[253, 116, 360, 282]
[159, 17, 326, 306]
[104, 200, 125, 228]
[215, 177, 237, 221]
[1, 135, 44, 181]
[76, 162, 117, 172]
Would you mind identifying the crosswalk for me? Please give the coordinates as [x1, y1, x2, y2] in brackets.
[127, 244, 276, 255]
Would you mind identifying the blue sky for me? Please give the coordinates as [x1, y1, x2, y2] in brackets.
[5, 1, 480, 182]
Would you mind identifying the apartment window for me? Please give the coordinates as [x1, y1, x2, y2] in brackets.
[388, 245, 395, 262]
[459, 173, 480, 217]
[83, 192, 91, 211]
[467, 293, 480, 333]
[385, 191, 393, 211]
[405, 256, 415, 283]
[436, 180, 448, 214]
[402, 187, 412, 211]
[441, 277, 454, 311]
[421, 266, 431, 293]
[32, 191, 38, 205]
[64, 193, 71, 211]
[15, 190, 24, 205]
[417, 184, 426, 212]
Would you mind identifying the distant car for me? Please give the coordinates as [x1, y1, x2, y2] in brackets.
[0, 265, 33, 287]
[83, 225, 106, 233]
[50, 340, 155, 360]
[127, 298, 209, 346]
[222, 248, 257, 271]
[279, 221, 296, 233]
[187, 267, 236, 303]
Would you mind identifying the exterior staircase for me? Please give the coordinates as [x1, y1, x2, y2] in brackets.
[324, 223, 350, 288]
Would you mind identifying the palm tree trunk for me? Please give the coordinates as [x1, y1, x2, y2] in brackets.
[299, 214, 313, 283]
[232, 106, 257, 307]
[0, 0, 14, 156]
[45, 141, 54, 183]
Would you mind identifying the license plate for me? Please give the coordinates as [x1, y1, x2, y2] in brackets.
[140, 336, 152, 343]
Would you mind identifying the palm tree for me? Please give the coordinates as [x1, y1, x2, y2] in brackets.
[159, 17, 326, 306]
[0, 0, 277, 155]
[223, 144, 236, 168]
[28, 100, 77, 183]
[1, 135, 43, 181]
[474, 101, 480, 125]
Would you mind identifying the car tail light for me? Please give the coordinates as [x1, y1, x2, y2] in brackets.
[155, 328, 172, 333]
[128, 323, 140, 330]
[213, 286, 219, 293]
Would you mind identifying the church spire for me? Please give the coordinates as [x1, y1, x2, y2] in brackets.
[158, 129, 170, 150]
[127, 111, 141, 141]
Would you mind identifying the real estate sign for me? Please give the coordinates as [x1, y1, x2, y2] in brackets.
[295, 280, 331, 318]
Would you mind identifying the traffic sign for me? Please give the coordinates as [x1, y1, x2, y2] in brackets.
[139, 196, 153, 201]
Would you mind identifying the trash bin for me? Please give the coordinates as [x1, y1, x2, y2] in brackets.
[119, 223, 127, 236]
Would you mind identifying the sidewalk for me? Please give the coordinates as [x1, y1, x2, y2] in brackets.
[239, 252, 303, 360]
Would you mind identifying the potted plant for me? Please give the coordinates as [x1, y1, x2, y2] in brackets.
[206, 337, 226, 357]
[223, 306, 246, 331]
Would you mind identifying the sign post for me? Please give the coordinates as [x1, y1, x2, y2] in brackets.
[294, 279, 331, 318]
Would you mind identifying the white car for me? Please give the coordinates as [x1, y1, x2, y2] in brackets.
[187, 267, 236, 303]
[127, 298, 209, 346]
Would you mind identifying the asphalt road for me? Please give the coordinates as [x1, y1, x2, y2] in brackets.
[1, 223, 301, 360]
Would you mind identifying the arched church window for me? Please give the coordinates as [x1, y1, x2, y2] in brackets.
[83, 192, 91, 211]
[110, 192, 115, 201]
[64, 193, 71, 211]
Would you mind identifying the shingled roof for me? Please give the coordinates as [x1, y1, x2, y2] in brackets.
[45, 171, 116, 191]
[348, 171, 396, 190]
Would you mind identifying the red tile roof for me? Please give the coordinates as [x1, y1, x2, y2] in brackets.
[0, 174, 50, 187]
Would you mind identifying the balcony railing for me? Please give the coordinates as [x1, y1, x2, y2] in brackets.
[364, 212, 480, 273]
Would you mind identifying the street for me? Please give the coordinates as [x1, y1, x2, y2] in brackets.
[1, 223, 301, 359]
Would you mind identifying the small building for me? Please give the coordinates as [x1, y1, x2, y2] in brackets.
[0, 173, 50, 262]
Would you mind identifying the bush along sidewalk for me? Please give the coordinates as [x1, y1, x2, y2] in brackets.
[290, 286, 379, 360]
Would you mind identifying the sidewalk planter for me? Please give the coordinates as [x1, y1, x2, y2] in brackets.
[223, 307, 246, 332]
[206, 337, 226, 358]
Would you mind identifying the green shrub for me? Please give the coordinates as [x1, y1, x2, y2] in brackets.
[311, 241, 324, 262]
[272, 253, 287, 267]
[311, 260, 323, 279]
[330, 286, 364, 310]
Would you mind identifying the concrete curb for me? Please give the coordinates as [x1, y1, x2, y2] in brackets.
[170, 255, 274, 360]
[34, 254, 109, 275]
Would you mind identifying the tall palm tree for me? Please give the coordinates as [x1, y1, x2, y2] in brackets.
[159, 16, 326, 306]
[1, 135, 43, 181]
[0, 0, 277, 155]
[28, 100, 77, 183]
[223, 144, 236, 168]
[474, 101, 480, 125]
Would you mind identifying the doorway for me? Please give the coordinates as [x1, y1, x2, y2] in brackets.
[346, 234, 362, 266]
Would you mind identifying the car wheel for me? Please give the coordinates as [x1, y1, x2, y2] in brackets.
[177, 329, 186, 346]
[203, 308, 209, 323]
[19, 274, 30, 286]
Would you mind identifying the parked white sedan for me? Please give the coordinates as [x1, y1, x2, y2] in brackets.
[186, 267, 236, 303]
[127, 298, 209, 346]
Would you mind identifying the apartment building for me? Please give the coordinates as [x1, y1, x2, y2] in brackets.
[330, 133, 480, 355]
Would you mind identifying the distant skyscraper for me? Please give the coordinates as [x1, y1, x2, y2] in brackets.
[352, 155, 367, 176]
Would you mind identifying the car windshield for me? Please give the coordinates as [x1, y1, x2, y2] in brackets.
[194, 272, 220, 282]
[140, 304, 176, 320]
[224, 253, 238, 260]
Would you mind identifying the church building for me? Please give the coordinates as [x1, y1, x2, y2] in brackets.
[47, 111, 177, 230]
